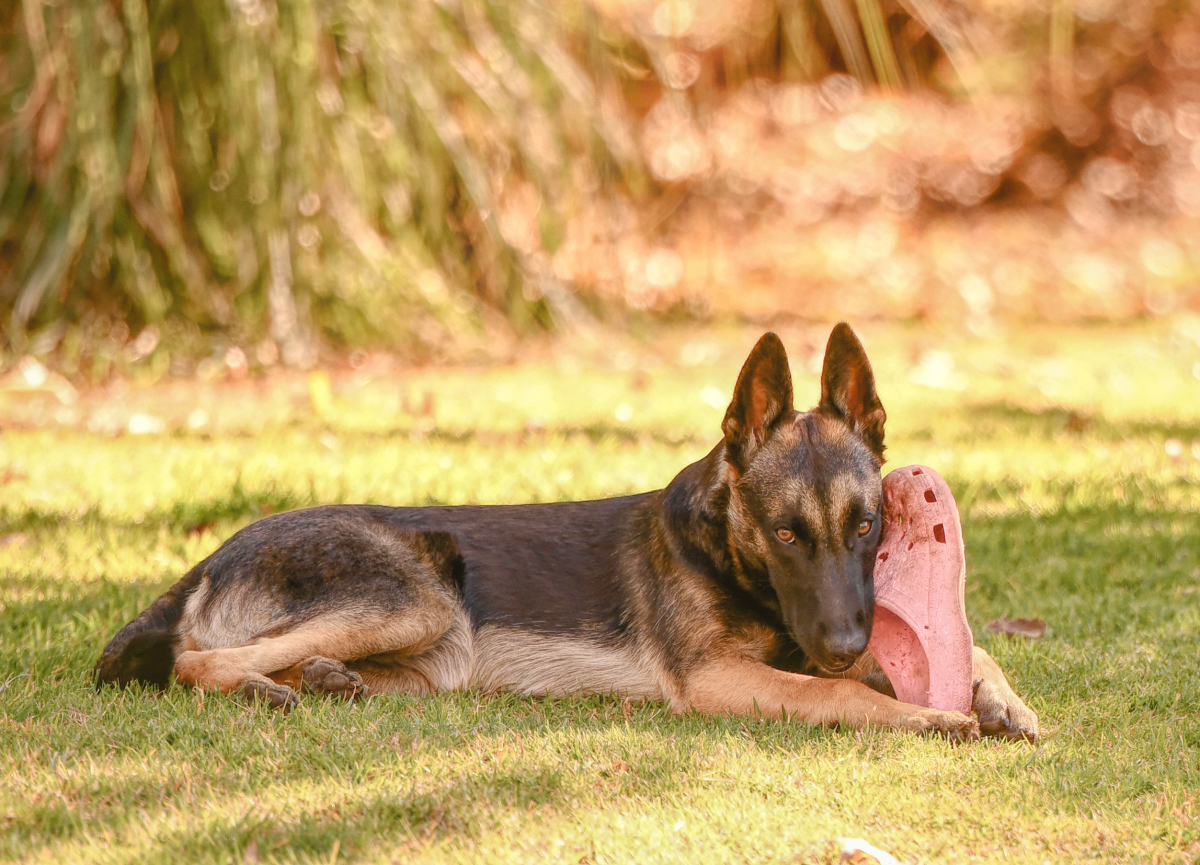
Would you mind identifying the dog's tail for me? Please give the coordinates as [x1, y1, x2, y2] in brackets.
[94, 565, 204, 690]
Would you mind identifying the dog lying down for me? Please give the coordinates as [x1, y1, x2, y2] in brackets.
[96, 324, 1038, 742]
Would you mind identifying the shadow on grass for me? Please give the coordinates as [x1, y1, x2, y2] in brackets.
[153, 421, 711, 448]
[4, 689, 750, 861]
[8, 759, 574, 860]
[0, 479, 309, 539]
[952, 401, 1200, 443]
[964, 503, 1200, 597]
[412, 423, 705, 448]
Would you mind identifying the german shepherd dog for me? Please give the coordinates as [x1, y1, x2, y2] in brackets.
[96, 324, 1038, 741]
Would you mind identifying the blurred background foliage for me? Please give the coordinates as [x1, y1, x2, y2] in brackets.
[3, 0, 1200, 379]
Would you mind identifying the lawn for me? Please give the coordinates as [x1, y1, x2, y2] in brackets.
[1, 320, 1198, 864]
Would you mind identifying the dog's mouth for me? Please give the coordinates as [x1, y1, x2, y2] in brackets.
[815, 658, 857, 675]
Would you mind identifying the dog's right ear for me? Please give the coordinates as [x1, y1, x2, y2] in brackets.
[722, 333, 794, 471]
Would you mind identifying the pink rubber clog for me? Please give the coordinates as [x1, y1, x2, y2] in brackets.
[867, 465, 974, 714]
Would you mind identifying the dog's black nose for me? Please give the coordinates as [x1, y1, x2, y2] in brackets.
[822, 628, 869, 668]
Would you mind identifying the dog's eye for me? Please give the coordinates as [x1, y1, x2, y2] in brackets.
[775, 527, 796, 544]
[857, 519, 872, 537]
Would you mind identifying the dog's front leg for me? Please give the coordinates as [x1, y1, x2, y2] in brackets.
[680, 659, 979, 740]
[971, 646, 1039, 741]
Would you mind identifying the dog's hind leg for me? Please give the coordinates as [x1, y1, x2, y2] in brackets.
[345, 607, 474, 697]
[175, 604, 457, 709]
[171, 519, 467, 709]
[269, 656, 369, 699]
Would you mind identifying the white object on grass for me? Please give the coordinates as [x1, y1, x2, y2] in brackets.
[837, 837, 902, 865]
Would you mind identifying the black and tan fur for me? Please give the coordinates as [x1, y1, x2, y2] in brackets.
[96, 324, 1038, 741]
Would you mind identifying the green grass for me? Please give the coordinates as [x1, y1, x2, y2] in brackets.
[2, 321, 1199, 863]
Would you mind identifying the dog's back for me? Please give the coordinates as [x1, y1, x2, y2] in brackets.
[378, 495, 654, 632]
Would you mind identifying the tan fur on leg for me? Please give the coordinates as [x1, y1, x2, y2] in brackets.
[681, 658, 979, 740]
[346, 663, 438, 697]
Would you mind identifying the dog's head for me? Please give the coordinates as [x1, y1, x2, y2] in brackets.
[722, 324, 886, 673]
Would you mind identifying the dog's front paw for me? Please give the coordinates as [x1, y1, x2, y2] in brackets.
[909, 708, 980, 742]
[971, 646, 1039, 742]
[974, 676, 1039, 742]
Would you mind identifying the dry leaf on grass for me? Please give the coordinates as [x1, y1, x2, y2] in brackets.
[985, 617, 1047, 638]
[0, 533, 28, 549]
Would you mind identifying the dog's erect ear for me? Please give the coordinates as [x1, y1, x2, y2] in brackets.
[722, 333, 794, 470]
[819, 322, 886, 460]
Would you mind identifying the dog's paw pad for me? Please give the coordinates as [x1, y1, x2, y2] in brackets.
[241, 679, 299, 712]
[974, 681, 1040, 743]
[915, 709, 980, 743]
[978, 703, 1039, 742]
[300, 657, 368, 699]
[947, 716, 981, 744]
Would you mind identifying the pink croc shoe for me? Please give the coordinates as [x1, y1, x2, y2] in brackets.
[867, 465, 974, 714]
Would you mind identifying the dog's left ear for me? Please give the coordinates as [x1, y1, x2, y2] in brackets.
[819, 322, 886, 460]
[722, 332, 794, 470]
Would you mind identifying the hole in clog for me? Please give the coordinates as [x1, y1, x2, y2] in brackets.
[924, 490, 937, 503]
[878, 551, 889, 562]
[906, 542, 913, 551]
[912, 468, 923, 475]
[933, 523, 946, 543]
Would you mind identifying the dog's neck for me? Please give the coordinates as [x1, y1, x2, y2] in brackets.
[659, 442, 732, 572]
[658, 442, 772, 600]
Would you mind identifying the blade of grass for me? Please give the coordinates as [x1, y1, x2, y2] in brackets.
[855, 0, 902, 90]
[817, 0, 874, 83]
